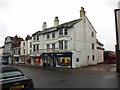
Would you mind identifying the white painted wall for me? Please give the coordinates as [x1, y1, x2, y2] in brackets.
[70, 17, 97, 67]
[20, 41, 26, 55]
[0, 47, 4, 63]
[30, 16, 97, 68]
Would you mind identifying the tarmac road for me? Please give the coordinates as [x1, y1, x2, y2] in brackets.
[15, 64, 119, 88]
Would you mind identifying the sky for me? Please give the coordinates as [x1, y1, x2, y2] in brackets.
[0, 0, 120, 51]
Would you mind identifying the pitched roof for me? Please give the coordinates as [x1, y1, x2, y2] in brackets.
[41, 18, 82, 34]
[57, 19, 81, 28]
[97, 39, 104, 46]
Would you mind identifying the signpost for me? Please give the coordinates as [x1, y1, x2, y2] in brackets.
[114, 9, 120, 73]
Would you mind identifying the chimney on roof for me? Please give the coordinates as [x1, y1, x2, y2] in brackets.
[54, 16, 59, 27]
[42, 22, 47, 30]
[80, 7, 86, 18]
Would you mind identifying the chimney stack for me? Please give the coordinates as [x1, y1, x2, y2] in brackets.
[54, 16, 59, 27]
[80, 7, 86, 18]
[42, 22, 47, 30]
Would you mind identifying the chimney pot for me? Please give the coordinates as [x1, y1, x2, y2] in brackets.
[54, 16, 59, 27]
[42, 22, 47, 30]
[80, 7, 86, 18]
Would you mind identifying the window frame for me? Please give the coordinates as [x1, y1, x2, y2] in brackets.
[59, 28, 63, 36]
[64, 28, 68, 35]
[52, 32, 55, 38]
[59, 41, 63, 50]
[47, 34, 50, 39]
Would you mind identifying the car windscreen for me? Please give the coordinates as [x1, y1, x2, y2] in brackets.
[0, 70, 24, 79]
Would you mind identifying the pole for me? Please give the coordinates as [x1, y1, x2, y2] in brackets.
[114, 9, 120, 73]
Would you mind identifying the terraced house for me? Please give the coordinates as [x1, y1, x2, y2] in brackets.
[28, 7, 98, 68]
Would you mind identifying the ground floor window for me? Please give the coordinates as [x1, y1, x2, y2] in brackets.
[57, 57, 71, 66]
[35, 57, 42, 64]
[42, 52, 72, 67]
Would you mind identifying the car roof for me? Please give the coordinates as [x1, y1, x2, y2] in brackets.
[0, 65, 21, 73]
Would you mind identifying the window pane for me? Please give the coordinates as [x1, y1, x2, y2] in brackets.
[59, 29, 63, 35]
[52, 44, 55, 51]
[52, 33, 55, 38]
[64, 28, 68, 35]
[91, 32, 94, 37]
[1, 71, 23, 79]
[92, 55, 95, 60]
[65, 41, 68, 50]
[59, 41, 63, 50]
[47, 34, 49, 39]
[92, 44, 94, 49]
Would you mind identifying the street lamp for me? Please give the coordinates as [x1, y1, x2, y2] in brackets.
[114, 9, 120, 73]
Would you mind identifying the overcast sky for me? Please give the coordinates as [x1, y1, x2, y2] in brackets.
[0, 0, 119, 51]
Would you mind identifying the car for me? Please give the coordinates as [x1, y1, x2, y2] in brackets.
[0, 65, 34, 90]
[1, 59, 8, 65]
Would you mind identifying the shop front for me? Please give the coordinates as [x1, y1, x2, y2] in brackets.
[42, 52, 72, 68]
[30, 55, 43, 65]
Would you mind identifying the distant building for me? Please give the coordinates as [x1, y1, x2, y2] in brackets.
[96, 39, 104, 64]
[29, 7, 98, 68]
[3, 35, 23, 64]
[0, 46, 4, 62]
[20, 35, 32, 64]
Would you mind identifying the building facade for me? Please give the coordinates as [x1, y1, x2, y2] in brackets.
[29, 7, 97, 68]
[20, 35, 32, 64]
[0, 46, 4, 63]
[96, 39, 104, 64]
[3, 35, 23, 64]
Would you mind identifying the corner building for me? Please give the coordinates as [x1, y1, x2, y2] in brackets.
[30, 7, 97, 68]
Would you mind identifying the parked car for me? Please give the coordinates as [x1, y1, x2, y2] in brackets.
[1, 59, 8, 65]
[0, 65, 34, 90]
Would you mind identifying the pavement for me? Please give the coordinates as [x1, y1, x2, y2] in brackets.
[12, 63, 117, 72]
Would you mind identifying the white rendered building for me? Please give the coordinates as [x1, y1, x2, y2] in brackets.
[20, 35, 32, 64]
[30, 7, 97, 68]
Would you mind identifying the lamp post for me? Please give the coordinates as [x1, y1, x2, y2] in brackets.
[114, 9, 120, 73]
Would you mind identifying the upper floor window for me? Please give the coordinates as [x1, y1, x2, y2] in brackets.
[23, 49, 25, 54]
[37, 35, 39, 41]
[65, 41, 68, 50]
[52, 43, 55, 51]
[52, 32, 55, 38]
[33, 36, 36, 40]
[91, 32, 94, 37]
[14, 50, 15, 54]
[33, 45, 35, 52]
[47, 44, 50, 50]
[30, 42, 32, 48]
[92, 43, 94, 49]
[18, 50, 20, 54]
[92, 55, 95, 61]
[64, 28, 68, 35]
[59, 41, 63, 50]
[36, 44, 39, 50]
[59, 28, 63, 35]
[23, 42, 25, 46]
[47, 34, 50, 39]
